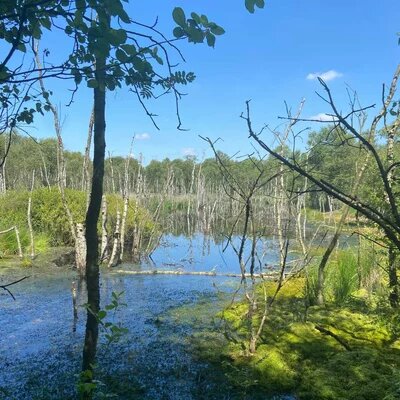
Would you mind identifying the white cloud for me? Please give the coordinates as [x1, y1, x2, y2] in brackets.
[306, 70, 343, 82]
[308, 113, 338, 122]
[135, 132, 150, 140]
[182, 147, 196, 157]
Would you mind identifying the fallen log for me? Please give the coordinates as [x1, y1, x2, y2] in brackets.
[110, 269, 291, 279]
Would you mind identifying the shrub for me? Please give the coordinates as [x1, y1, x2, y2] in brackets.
[0, 188, 155, 254]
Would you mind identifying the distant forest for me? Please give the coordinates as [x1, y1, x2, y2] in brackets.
[0, 129, 393, 213]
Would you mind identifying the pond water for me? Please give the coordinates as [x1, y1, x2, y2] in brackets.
[0, 234, 295, 400]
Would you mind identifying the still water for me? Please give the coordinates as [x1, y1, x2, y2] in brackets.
[0, 234, 294, 400]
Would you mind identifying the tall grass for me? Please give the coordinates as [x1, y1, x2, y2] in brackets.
[327, 250, 358, 305]
[304, 263, 319, 306]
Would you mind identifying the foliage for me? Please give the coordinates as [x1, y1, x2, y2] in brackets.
[0, 0, 241, 133]
[78, 291, 128, 398]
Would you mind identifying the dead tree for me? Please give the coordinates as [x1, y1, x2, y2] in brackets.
[100, 195, 109, 263]
[247, 63, 400, 307]
[34, 41, 86, 274]
[27, 170, 35, 259]
[203, 136, 288, 353]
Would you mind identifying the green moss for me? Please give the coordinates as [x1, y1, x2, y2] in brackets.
[193, 278, 400, 400]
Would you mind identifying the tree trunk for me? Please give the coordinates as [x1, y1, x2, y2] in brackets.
[81, 43, 107, 386]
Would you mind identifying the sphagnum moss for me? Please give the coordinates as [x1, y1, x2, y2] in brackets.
[194, 278, 400, 400]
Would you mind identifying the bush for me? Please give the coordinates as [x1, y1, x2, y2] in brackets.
[0, 188, 155, 254]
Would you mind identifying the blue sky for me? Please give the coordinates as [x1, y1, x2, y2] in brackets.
[29, 0, 400, 162]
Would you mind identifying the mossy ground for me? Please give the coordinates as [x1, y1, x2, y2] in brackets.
[189, 279, 400, 400]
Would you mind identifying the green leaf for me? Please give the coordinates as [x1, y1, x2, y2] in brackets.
[245, 0, 255, 13]
[210, 25, 225, 35]
[255, 0, 265, 8]
[109, 29, 127, 46]
[97, 310, 107, 320]
[17, 43, 26, 52]
[0, 68, 10, 81]
[200, 15, 209, 25]
[32, 25, 42, 40]
[121, 44, 137, 56]
[118, 9, 131, 23]
[187, 27, 204, 44]
[87, 79, 98, 88]
[41, 17, 52, 30]
[172, 7, 186, 27]
[245, 0, 264, 13]
[173, 27, 185, 38]
[206, 32, 215, 48]
[191, 12, 201, 25]
[115, 48, 130, 63]
[65, 25, 73, 35]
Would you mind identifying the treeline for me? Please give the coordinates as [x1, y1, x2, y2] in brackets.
[1, 128, 393, 210]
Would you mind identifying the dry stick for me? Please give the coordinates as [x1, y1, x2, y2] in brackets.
[108, 210, 121, 268]
[120, 137, 135, 261]
[131, 156, 143, 258]
[82, 106, 94, 196]
[14, 226, 23, 259]
[0, 226, 16, 234]
[72, 280, 78, 332]
[100, 194, 109, 263]
[27, 169, 35, 259]
[106, 155, 122, 267]
[314, 325, 352, 351]
[34, 41, 84, 273]
[39, 148, 51, 189]
[186, 159, 196, 234]
[34, 43, 66, 189]
[109, 153, 116, 194]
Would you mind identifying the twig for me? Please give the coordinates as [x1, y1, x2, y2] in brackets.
[0, 276, 29, 300]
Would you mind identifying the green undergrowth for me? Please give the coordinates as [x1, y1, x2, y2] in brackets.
[191, 279, 400, 400]
[0, 188, 155, 258]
